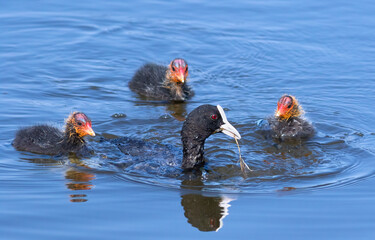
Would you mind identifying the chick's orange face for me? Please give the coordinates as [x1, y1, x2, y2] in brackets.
[72, 113, 95, 137]
[169, 58, 188, 84]
[276, 95, 295, 119]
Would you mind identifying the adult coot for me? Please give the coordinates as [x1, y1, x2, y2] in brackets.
[13, 112, 95, 155]
[128, 58, 193, 101]
[112, 105, 240, 170]
[267, 95, 314, 141]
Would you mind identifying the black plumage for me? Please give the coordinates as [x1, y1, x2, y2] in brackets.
[13, 112, 95, 156]
[268, 117, 314, 141]
[112, 105, 240, 170]
[128, 59, 193, 101]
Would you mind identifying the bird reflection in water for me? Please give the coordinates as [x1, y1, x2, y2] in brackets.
[166, 102, 187, 121]
[134, 96, 188, 122]
[21, 154, 95, 203]
[65, 155, 95, 202]
[180, 178, 236, 232]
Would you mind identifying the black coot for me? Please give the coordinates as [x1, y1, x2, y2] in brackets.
[112, 105, 240, 170]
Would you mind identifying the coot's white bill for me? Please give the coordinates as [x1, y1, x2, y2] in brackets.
[217, 105, 241, 140]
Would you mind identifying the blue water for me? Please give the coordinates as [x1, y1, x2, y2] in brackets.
[1, 0, 375, 239]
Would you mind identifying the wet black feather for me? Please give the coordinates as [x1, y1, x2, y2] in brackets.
[13, 124, 89, 156]
[112, 105, 224, 170]
[267, 116, 314, 141]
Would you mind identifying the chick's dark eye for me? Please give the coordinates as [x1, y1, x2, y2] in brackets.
[172, 66, 176, 71]
[211, 114, 218, 120]
[77, 122, 82, 126]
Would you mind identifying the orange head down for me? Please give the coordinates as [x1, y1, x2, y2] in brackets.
[66, 112, 95, 138]
[167, 58, 188, 84]
[275, 95, 303, 120]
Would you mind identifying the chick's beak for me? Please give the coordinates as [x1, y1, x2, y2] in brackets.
[276, 104, 288, 118]
[178, 69, 186, 83]
[217, 105, 241, 140]
[85, 126, 96, 136]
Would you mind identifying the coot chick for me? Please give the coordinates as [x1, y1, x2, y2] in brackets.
[128, 58, 193, 101]
[113, 105, 240, 170]
[13, 112, 95, 155]
[267, 95, 314, 141]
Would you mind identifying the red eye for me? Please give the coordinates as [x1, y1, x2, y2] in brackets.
[211, 114, 218, 120]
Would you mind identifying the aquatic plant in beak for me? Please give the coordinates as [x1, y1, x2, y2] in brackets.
[234, 138, 251, 177]
[217, 105, 251, 176]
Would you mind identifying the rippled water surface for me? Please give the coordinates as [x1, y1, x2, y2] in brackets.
[1, 0, 375, 238]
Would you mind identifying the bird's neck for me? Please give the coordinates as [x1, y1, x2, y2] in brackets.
[181, 131, 207, 170]
[63, 124, 85, 147]
[289, 105, 303, 119]
[278, 116, 296, 122]
[164, 71, 184, 95]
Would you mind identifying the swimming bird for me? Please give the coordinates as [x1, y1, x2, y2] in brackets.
[267, 95, 314, 141]
[112, 105, 240, 170]
[13, 112, 95, 155]
[128, 58, 193, 101]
